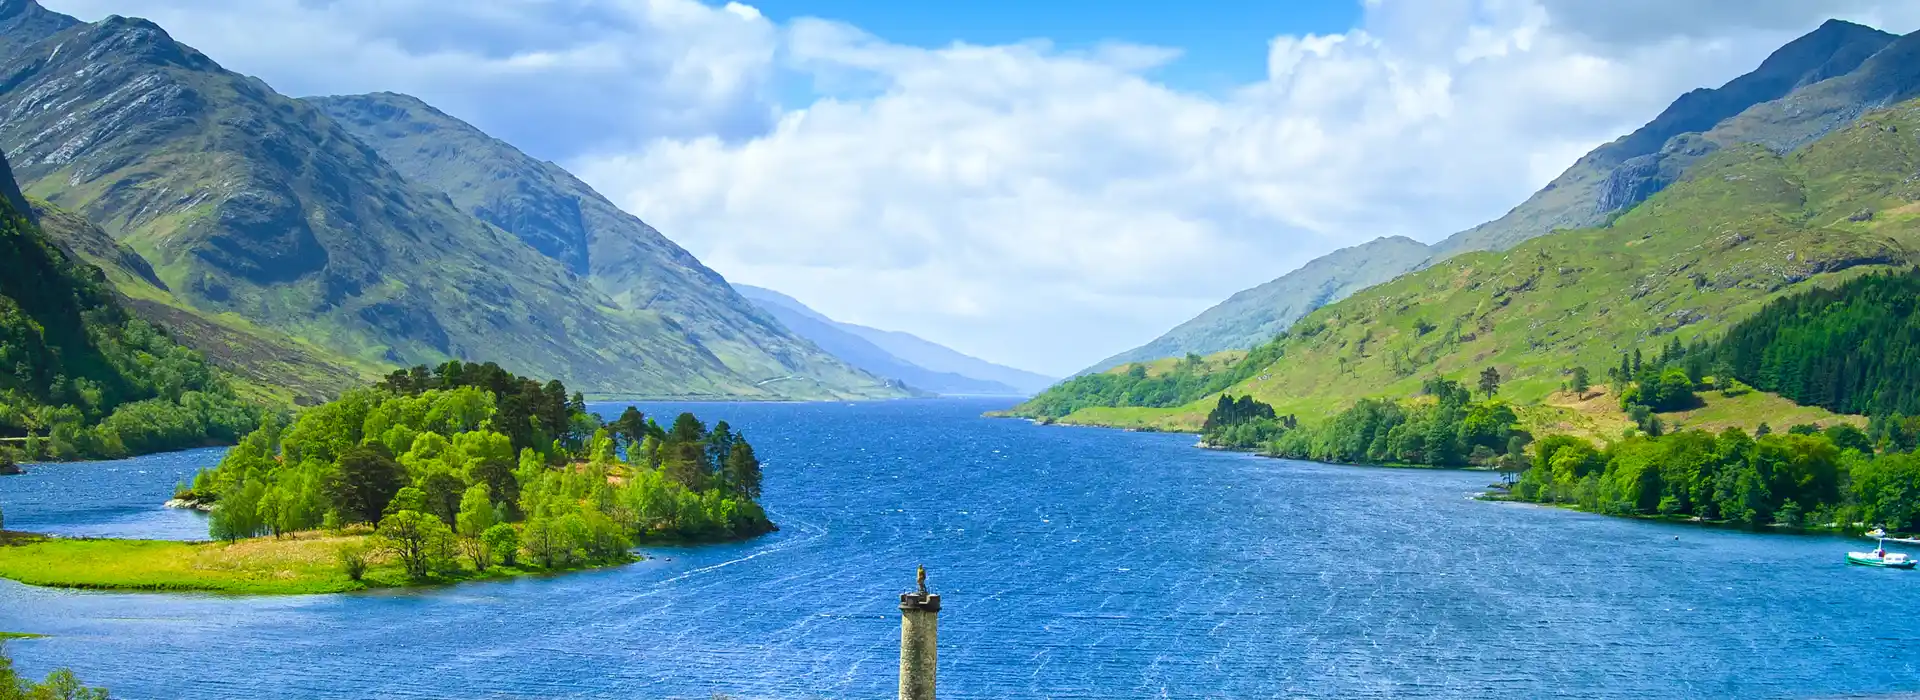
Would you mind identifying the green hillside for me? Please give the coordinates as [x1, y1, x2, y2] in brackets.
[0, 6, 902, 401]
[29, 199, 381, 406]
[0, 153, 258, 460]
[1017, 97, 1920, 439]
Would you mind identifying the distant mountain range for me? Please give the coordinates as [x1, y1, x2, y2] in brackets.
[0, 0, 903, 402]
[733, 285, 1054, 396]
[1093, 18, 1913, 373]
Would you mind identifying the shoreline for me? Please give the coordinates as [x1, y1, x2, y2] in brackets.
[0, 521, 776, 596]
[1472, 494, 1909, 539]
[1007, 413, 1911, 539]
[0, 531, 639, 596]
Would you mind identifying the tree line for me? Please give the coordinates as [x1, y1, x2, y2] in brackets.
[1017, 337, 1287, 419]
[1513, 422, 1920, 530]
[1200, 376, 1528, 470]
[190, 361, 772, 580]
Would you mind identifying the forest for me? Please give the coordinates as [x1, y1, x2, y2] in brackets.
[1710, 268, 1920, 416]
[0, 193, 259, 462]
[186, 361, 772, 579]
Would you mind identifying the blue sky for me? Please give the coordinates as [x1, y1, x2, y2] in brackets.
[37, 0, 1920, 375]
[750, 0, 1361, 94]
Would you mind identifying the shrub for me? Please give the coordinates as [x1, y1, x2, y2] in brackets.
[337, 542, 369, 581]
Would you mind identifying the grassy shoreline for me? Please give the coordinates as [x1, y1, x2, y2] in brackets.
[0, 530, 636, 596]
[1472, 494, 1911, 539]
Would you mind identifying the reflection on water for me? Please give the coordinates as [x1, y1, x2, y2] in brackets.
[2, 399, 1916, 699]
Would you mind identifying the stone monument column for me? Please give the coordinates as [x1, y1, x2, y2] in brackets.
[898, 565, 940, 700]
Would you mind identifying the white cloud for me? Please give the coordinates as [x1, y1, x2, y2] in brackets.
[579, 1, 1920, 374]
[39, 0, 1920, 375]
[42, 0, 782, 158]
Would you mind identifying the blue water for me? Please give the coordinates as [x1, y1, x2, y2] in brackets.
[2, 399, 1917, 699]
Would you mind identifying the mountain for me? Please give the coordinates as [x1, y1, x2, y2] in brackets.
[0, 0, 74, 64]
[1017, 93, 1920, 434]
[1089, 236, 1431, 371]
[733, 284, 1048, 396]
[29, 197, 379, 405]
[1428, 19, 1900, 258]
[0, 4, 903, 401]
[303, 93, 882, 399]
[0, 149, 259, 459]
[837, 325, 1055, 395]
[1090, 20, 1907, 374]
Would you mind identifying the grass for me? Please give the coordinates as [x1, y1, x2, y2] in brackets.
[0, 632, 46, 640]
[1666, 388, 1865, 435]
[0, 531, 635, 596]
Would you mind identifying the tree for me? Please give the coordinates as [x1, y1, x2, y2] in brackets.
[385, 486, 428, 515]
[483, 523, 520, 568]
[209, 479, 267, 542]
[1825, 423, 1873, 453]
[456, 483, 499, 570]
[331, 444, 405, 524]
[611, 406, 648, 450]
[724, 440, 763, 499]
[669, 412, 707, 443]
[419, 471, 467, 527]
[1478, 366, 1502, 400]
[706, 421, 737, 473]
[664, 413, 712, 490]
[377, 510, 452, 580]
[521, 517, 567, 568]
[1569, 366, 1591, 396]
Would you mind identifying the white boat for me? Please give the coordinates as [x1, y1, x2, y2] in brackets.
[1863, 528, 1920, 545]
[1848, 539, 1917, 569]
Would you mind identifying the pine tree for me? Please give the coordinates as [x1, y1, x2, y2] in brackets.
[1478, 366, 1502, 400]
[724, 440, 763, 499]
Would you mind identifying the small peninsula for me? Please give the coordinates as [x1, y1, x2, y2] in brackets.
[0, 361, 773, 594]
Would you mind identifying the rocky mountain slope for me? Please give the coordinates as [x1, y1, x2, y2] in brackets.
[1091, 19, 1910, 374]
[0, 2, 902, 400]
[734, 284, 1046, 396]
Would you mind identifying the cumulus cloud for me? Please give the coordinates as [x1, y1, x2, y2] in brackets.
[579, 1, 1920, 374]
[39, 0, 1920, 374]
[43, 0, 782, 158]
